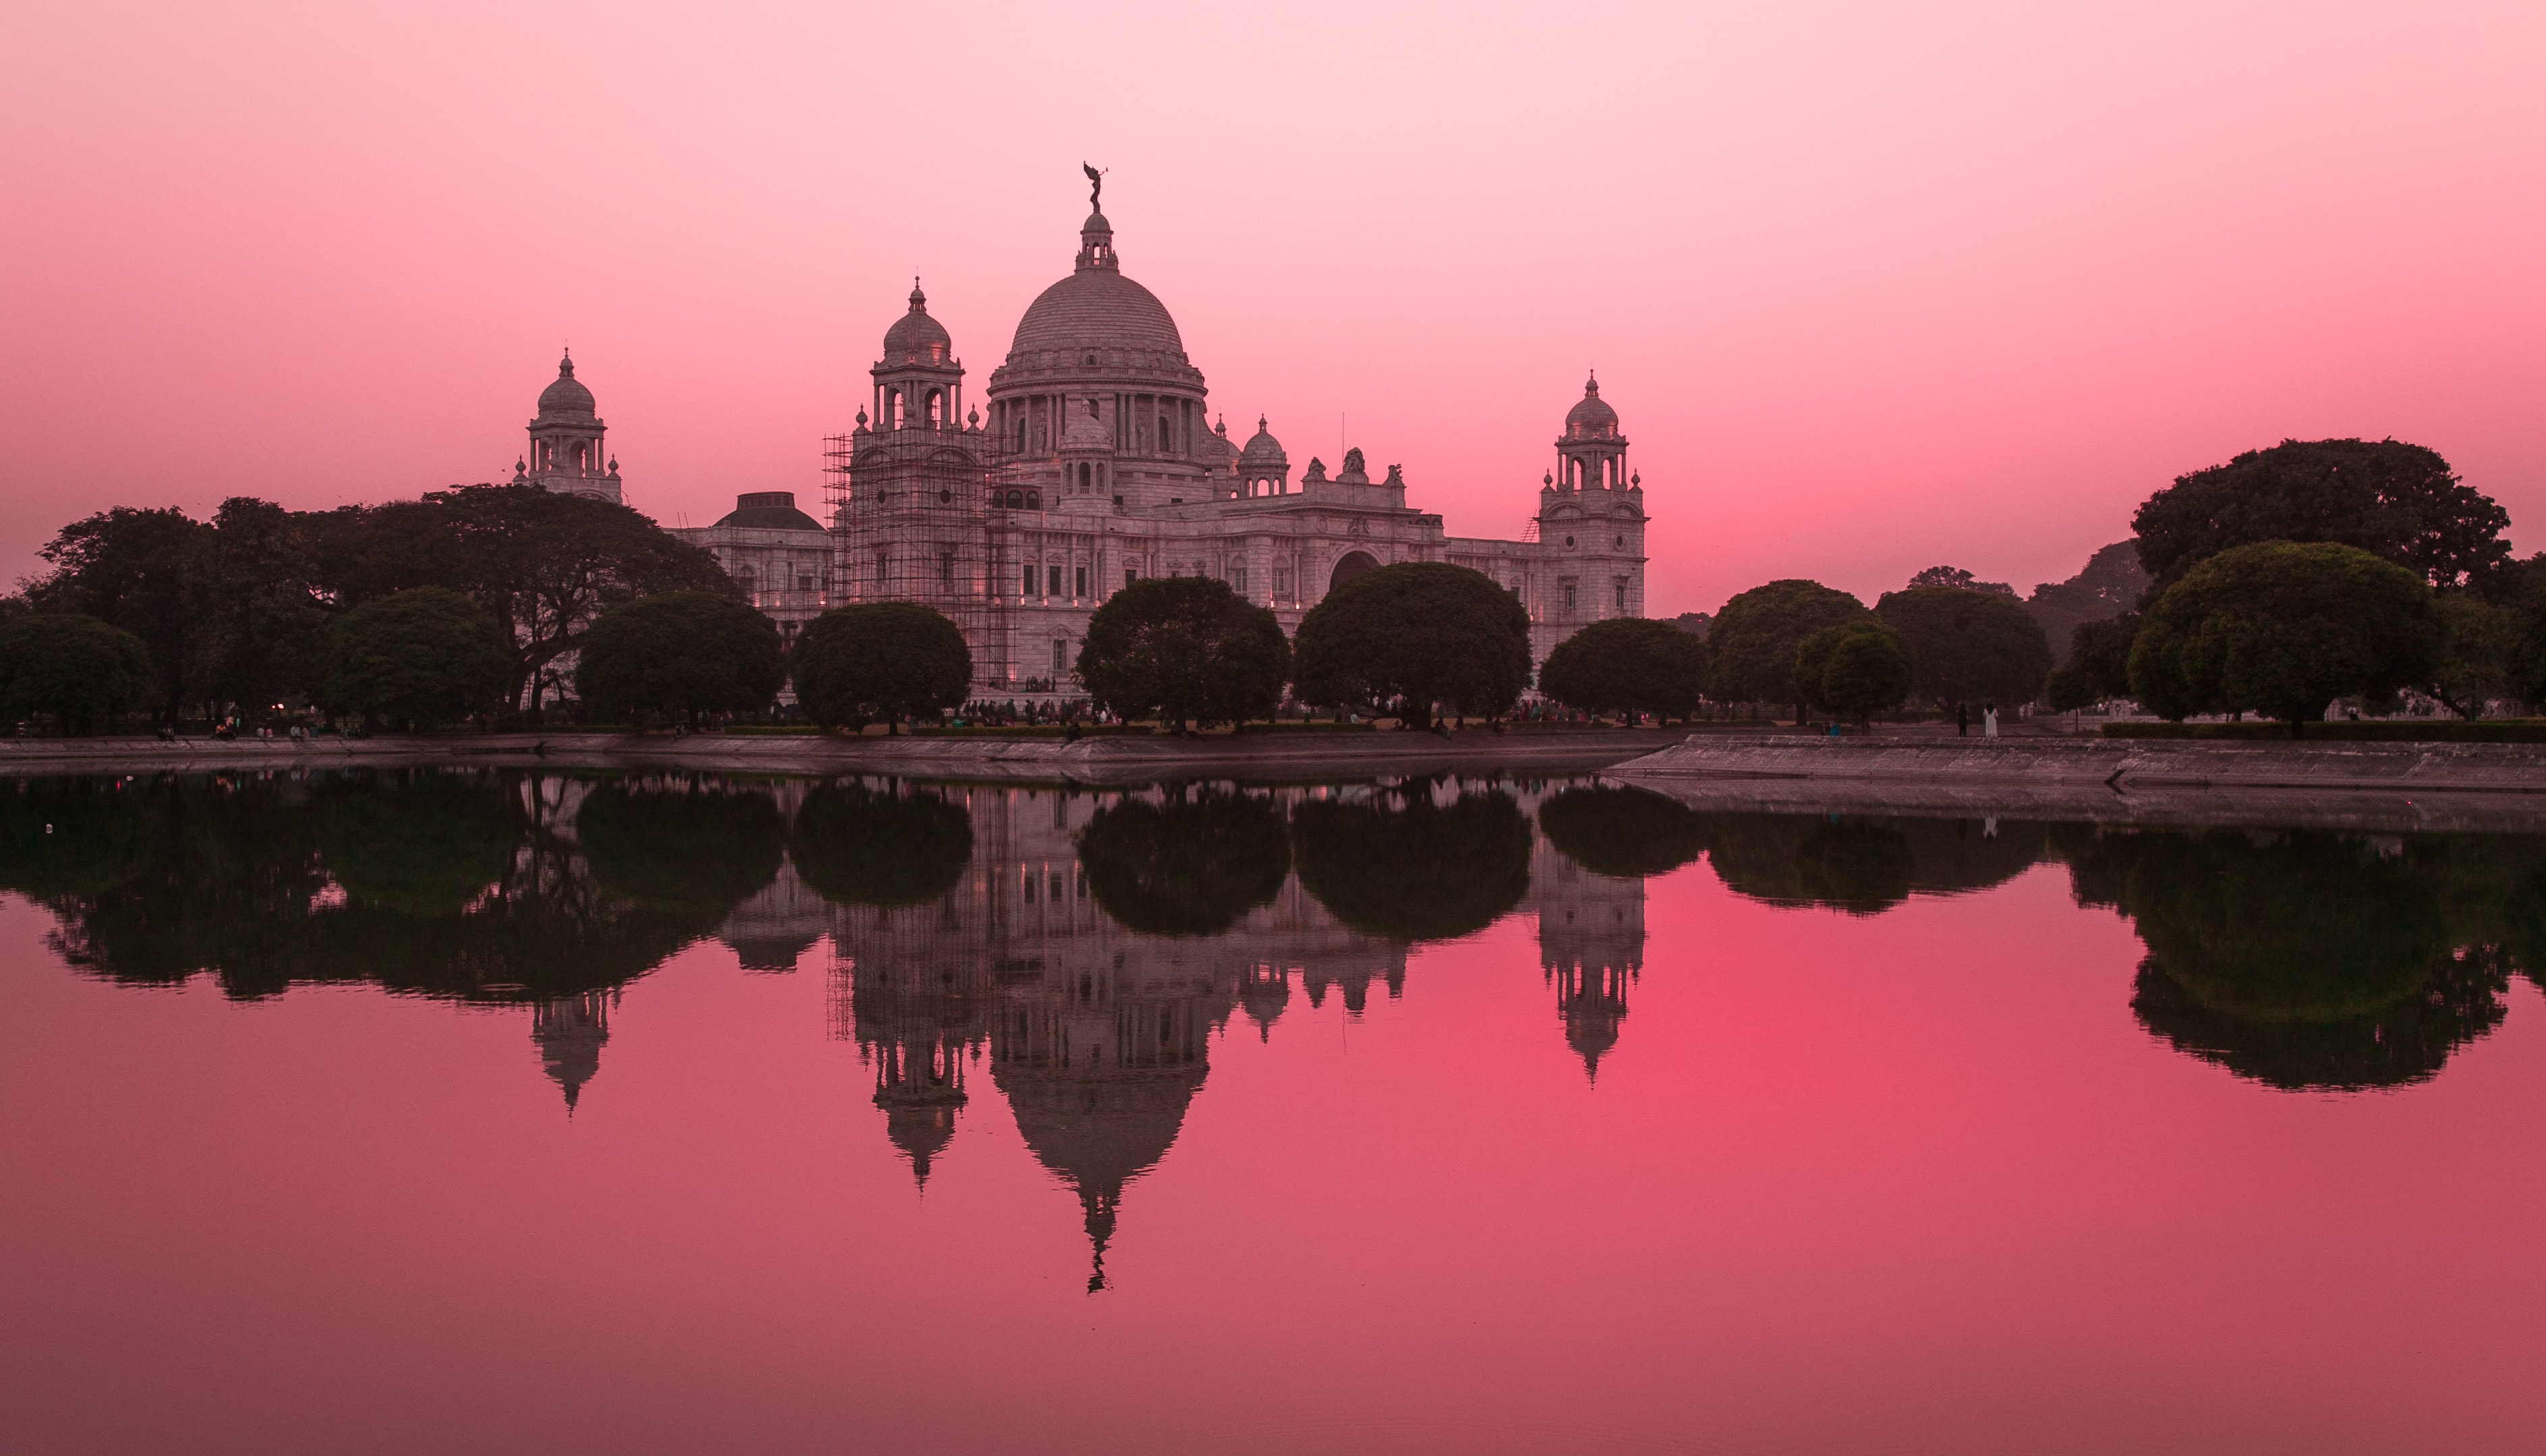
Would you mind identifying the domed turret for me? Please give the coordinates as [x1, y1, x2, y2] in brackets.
[882, 279, 952, 363]
[536, 353, 595, 419]
[1237, 417, 1287, 474]
[1564, 374, 1618, 439]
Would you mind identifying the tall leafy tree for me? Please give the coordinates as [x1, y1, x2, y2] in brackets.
[1874, 585, 2052, 707]
[0, 615, 155, 734]
[2131, 437, 2509, 594]
[2429, 593, 2522, 720]
[1075, 576, 1289, 730]
[301, 500, 473, 612]
[1537, 618, 1707, 723]
[1292, 562, 1532, 728]
[428, 485, 736, 718]
[192, 497, 329, 718]
[26, 506, 213, 724]
[2026, 541, 2147, 665]
[317, 587, 512, 728]
[575, 592, 787, 727]
[1702, 579, 1869, 724]
[790, 603, 970, 732]
[2044, 612, 2140, 711]
[1796, 620, 1913, 728]
[2128, 541, 2440, 730]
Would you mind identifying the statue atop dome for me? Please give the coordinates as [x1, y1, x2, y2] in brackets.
[1082, 161, 1104, 209]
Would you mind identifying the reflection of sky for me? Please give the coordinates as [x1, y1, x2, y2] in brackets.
[10, 803, 2546, 1451]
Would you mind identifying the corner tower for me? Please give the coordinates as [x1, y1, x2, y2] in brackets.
[1529, 375, 1649, 655]
[516, 352, 622, 504]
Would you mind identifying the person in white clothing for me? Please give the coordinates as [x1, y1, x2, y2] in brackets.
[1983, 703, 1999, 738]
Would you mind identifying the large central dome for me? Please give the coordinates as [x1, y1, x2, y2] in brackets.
[1001, 207, 1192, 371]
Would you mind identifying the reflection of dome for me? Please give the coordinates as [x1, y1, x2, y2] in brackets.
[1564, 375, 1618, 438]
[882, 281, 952, 360]
[880, 1091, 964, 1186]
[1236, 417, 1288, 473]
[537, 354, 595, 417]
[994, 1058, 1205, 1293]
[1236, 968, 1291, 1041]
[531, 991, 611, 1112]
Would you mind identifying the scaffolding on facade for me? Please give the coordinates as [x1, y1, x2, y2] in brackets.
[823, 424, 1026, 694]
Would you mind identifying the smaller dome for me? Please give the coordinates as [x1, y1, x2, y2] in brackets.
[712, 491, 825, 531]
[537, 354, 595, 417]
[1081, 209, 1113, 238]
[883, 280, 952, 360]
[1564, 375, 1618, 438]
[1237, 416, 1288, 473]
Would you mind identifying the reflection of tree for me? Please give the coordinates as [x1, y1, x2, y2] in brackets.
[0, 777, 155, 900]
[312, 770, 516, 916]
[577, 778, 785, 917]
[1698, 814, 1913, 915]
[1075, 788, 1289, 936]
[1896, 818, 2048, 896]
[789, 782, 973, 907]
[2061, 828, 2504, 1090]
[1292, 788, 1532, 941]
[1537, 786, 1706, 879]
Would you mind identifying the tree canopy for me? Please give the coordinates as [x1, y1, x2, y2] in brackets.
[2128, 541, 2440, 728]
[27, 506, 213, 723]
[1703, 579, 1869, 719]
[1796, 620, 1913, 726]
[1292, 562, 1532, 726]
[1874, 585, 2052, 707]
[1537, 618, 1706, 722]
[790, 603, 971, 731]
[2044, 612, 2140, 711]
[1536, 786, 1708, 878]
[2025, 541, 2146, 666]
[0, 614, 155, 734]
[1075, 576, 1289, 729]
[2429, 593, 2522, 720]
[318, 587, 512, 728]
[575, 591, 787, 726]
[2131, 437, 2510, 594]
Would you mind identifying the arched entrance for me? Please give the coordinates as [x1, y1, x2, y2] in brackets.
[1329, 551, 1380, 592]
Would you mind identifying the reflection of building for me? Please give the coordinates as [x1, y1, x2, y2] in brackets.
[531, 990, 613, 1112]
[715, 859, 833, 972]
[821, 779, 1649, 1287]
[1532, 829, 1647, 1080]
[826, 191, 1650, 695]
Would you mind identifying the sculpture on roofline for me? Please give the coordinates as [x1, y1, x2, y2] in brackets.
[1082, 162, 1104, 209]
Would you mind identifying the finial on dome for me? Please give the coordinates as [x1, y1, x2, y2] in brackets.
[559, 350, 575, 379]
[909, 277, 926, 311]
[1584, 371, 1598, 395]
[855, 406, 868, 426]
[967, 404, 980, 428]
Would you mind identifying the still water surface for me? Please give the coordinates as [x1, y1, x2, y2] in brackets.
[5, 770, 2545, 1453]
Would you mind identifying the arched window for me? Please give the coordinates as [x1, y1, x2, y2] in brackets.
[1158, 414, 1173, 453]
[926, 389, 944, 427]
[1025, 490, 1041, 510]
[888, 390, 905, 430]
[1005, 490, 1024, 509]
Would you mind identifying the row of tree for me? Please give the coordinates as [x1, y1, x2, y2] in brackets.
[2, 486, 733, 730]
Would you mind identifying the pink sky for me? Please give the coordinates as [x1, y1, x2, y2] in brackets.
[4, 2, 2541, 617]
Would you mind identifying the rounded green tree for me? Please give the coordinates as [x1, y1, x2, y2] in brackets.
[1292, 562, 1532, 727]
[789, 782, 974, 906]
[2127, 541, 2439, 730]
[0, 614, 154, 734]
[2131, 437, 2508, 594]
[1291, 788, 1533, 940]
[318, 587, 511, 729]
[1537, 618, 1706, 723]
[1076, 576, 1289, 730]
[575, 591, 787, 727]
[1701, 579, 1869, 724]
[790, 603, 971, 732]
[1796, 620, 1912, 728]
[1873, 585, 2052, 707]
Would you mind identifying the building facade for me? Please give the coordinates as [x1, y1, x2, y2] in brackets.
[833, 195, 1649, 697]
[511, 352, 625, 504]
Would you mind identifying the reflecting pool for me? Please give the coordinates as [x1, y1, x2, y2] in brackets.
[5, 770, 2545, 1453]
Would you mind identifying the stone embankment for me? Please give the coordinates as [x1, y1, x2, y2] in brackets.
[0, 728, 1689, 786]
[1606, 734, 2546, 834]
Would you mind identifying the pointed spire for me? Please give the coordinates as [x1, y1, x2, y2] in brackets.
[1084, 1188, 1117, 1294]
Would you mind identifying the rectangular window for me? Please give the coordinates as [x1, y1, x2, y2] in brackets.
[939, 553, 953, 583]
[1049, 565, 1063, 597]
[1564, 583, 1578, 610]
[1615, 583, 1627, 612]
[1075, 566, 1087, 598]
[1053, 639, 1067, 673]
[1233, 566, 1248, 595]
[1022, 564, 1035, 597]
[1273, 568, 1289, 595]
[797, 574, 816, 593]
[1124, 568, 1138, 589]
